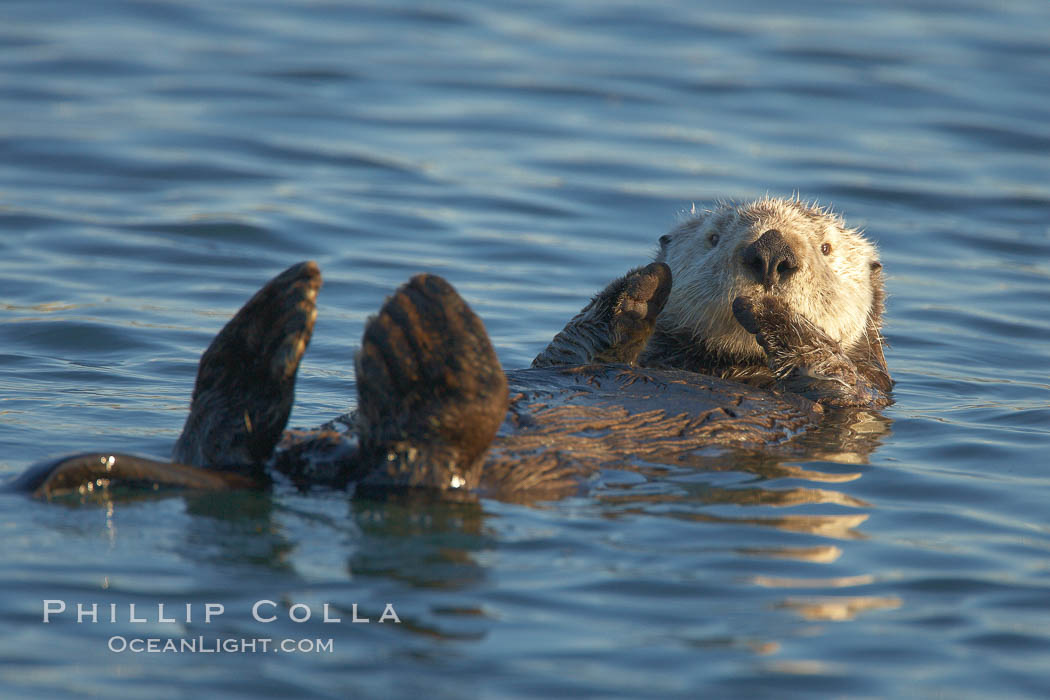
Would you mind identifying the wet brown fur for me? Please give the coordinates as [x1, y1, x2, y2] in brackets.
[540, 198, 892, 408]
[14, 198, 891, 499]
[172, 261, 321, 470]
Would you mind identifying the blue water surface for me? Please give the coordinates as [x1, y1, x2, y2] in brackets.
[1, 0, 1049, 697]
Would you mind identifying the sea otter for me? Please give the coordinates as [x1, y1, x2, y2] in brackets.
[7, 197, 890, 500]
[533, 197, 891, 407]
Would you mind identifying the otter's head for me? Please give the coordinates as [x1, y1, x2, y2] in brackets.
[654, 197, 882, 361]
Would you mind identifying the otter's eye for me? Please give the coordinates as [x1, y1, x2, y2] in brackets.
[821, 242, 831, 255]
[708, 233, 720, 246]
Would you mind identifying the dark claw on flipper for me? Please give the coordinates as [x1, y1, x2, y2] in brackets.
[172, 261, 321, 471]
[355, 274, 509, 492]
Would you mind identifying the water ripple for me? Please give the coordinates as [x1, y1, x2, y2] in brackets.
[2, 0, 1049, 697]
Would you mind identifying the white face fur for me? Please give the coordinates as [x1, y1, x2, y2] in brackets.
[655, 197, 879, 361]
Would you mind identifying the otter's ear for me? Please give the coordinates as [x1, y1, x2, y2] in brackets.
[659, 234, 672, 249]
[870, 261, 882, 271]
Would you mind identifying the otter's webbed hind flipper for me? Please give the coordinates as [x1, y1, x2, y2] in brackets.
[8, 262, 319, 500]
[172, 261, 321, 472]
[532, 262, 671, 367]
[8, 453, 255, 500]
[354, 274, 508, 494]
[732, 295, 891, 408]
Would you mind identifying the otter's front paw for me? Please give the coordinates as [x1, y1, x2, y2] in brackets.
[604, 262, 672, 361]
[734, 294, 859, 391]
[532, 262, 670, 368]
[733, 294, 820, 379]
[731, 294, 793, 358]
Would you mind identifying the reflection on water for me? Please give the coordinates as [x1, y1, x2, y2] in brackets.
[349, 496, 490, 591]
[777, 596, 903, 622]
[751, 573, 876, 588]
[739, 545, 843, 563]
[648, 509, 871, 540]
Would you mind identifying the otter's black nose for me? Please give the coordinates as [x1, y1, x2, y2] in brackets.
[741, 229, 798, 289]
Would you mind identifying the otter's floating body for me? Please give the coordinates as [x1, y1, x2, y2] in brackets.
[9, 197, 890, 501]
[478, 364, 823, 498]
[274, 363, 822, 497]
[501, 364, 819, 460]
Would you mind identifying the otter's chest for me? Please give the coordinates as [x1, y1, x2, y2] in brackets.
[475, 365, 822, 495]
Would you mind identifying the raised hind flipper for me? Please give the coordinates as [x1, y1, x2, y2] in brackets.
[8, 262, 321, 499]
[172, 260, 321, 470]
[7, 453, 256, 500]
[354, 274, 508, 492]
[732, 295, 890, 408]
[532, 262, 671, 367]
